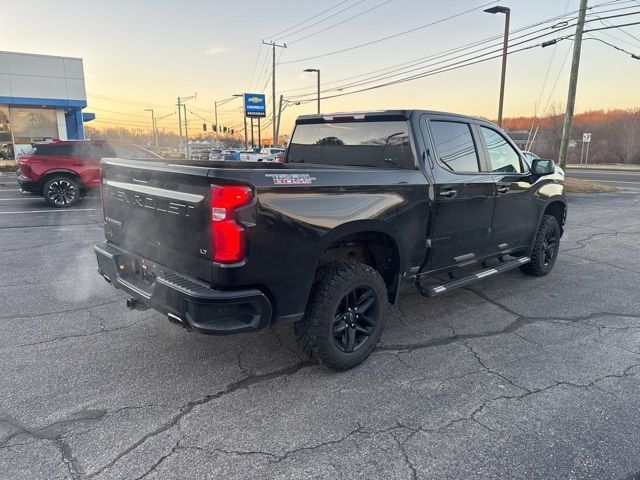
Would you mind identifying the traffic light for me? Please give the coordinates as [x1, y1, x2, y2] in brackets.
[213, 125, 217, 132]
[223, 127, 227, 133]
[202, 123, 207, 131]
[231, 129, 234, 134]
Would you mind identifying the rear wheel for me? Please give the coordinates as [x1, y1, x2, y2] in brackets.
[43, 176, 81, 208]
[520, 214, 560, 276]
[295, 262, 387, 371]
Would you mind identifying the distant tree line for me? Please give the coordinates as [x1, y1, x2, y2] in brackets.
[504, 107, 640, 164]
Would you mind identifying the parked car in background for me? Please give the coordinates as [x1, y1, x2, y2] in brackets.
[246, 147, 285, 162]
[0, 142, 14, 160]
[238, 150, 255, 161]
[197, 149, 211, 161]
[222, 149, 241, 161]
[17, 140, 160, 208]
[523, 150, 564, 175]
[208, 149, 223, 160]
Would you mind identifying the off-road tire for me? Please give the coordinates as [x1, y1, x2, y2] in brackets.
[520, 214, 560, 276]
[43, 175, 81, 208]
[295, 262, 387, 371]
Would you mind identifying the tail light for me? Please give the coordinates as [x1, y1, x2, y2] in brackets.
[210, 184, 252, 263]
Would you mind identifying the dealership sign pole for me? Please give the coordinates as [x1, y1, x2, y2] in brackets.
[243, 93, 266, 150]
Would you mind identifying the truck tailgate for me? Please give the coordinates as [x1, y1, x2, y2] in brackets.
[100, 158, 213, 283]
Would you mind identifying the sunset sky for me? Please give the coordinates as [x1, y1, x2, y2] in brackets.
[3, 0, 639, 140]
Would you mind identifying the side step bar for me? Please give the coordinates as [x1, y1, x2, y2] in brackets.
[415, 257, 530, 297]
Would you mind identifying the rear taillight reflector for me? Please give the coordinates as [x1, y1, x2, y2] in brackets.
[210, 185, 252, 263]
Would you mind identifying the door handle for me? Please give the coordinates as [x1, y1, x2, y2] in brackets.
[439, 189, 457, 198]
[497, 185, 510, 194]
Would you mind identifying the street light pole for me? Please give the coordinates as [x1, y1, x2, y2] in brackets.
[303, 68, 321, 114]
[485, 6, 510, 127]
[144, 108, 158, 148]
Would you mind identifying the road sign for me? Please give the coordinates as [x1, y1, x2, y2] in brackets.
[244, 93, 266, 118]
[583, 132, 591, 143]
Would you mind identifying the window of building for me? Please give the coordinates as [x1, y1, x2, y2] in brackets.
[480, 127, 523, 174]
[0, 106, 13, 161]
[430, 121, 480, 172]
[10, 107, 58, 146]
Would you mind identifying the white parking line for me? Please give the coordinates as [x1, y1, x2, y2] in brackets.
[0, 197, 42, 201]
[0, 208, 99, 215]
[585, 179, 640, 185]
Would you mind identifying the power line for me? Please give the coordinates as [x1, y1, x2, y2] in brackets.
[280, 4, 592, 97]
[279, 0, 638, 68]
[295, 38, 576, 104]
[287, 0, 391, 44]
[278, 1, 503, 64]
[287, 9, 640, 100]
[266, 0, 352, 40]
[540, 40, 574, 116]
[87, 93, 173, 109]
[584, 32, 640, 55]
[273, 0, 367, 42]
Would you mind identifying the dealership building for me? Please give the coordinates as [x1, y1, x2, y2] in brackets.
[0, 50, 93, 159]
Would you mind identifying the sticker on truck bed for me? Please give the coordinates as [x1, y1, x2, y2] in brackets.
[265, 173, 316, 185]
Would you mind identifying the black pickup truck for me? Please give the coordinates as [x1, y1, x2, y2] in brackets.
[95, 110, 566, 370]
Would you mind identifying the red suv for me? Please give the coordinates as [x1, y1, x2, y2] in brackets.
[18, 140, 160, 207]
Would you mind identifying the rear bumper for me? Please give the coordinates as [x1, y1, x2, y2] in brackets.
[17, 175, 41, 194]
[94, 242, 273, 335]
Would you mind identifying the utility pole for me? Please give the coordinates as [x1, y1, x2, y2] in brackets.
[559, 0, 588, 169]
[214, 101, 219, 148]
[145, 108, 158, 148]
[262, 39, 287, 146]
[183, 104, 189, 158]
[243, 117, 248, 150]
[275, 95, 284, 146]
[176, 97, 183, 154]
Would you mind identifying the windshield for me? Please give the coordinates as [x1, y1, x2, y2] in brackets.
[287, 120, 415, 169]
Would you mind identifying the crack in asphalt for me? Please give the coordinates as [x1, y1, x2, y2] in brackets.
[132, 439, 182, 480]
[461, 340, 531, 394]
[565, 252, 640, 275]
[85, 361, 314, 478]
[563, 230, 640, 253]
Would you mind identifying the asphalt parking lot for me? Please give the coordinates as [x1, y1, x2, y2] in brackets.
[1, 173, 640, 479]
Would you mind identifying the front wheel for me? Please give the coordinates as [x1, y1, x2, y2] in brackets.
[43, 176, 81, 208]
[520, 214, 560, 276]
[295, 262, 388, 371]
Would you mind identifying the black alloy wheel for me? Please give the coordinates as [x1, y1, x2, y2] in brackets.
[295, 262, 388, 371]
[43, 176, 80, 208]
[332, 286, 379, 353]
[520, 214, 561, 276]
[542, 229, 558, 266]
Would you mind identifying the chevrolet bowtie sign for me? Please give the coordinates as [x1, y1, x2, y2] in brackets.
[243, 93, 266, 118]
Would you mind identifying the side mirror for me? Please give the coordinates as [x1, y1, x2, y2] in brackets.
[531, 158, 555, 176]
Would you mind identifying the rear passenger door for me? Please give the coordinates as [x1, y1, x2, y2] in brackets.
[477, 126, 539, 252]
[426, 118, 495, 271]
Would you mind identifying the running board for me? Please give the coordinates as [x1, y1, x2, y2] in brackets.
[415, 257, 530, 297]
